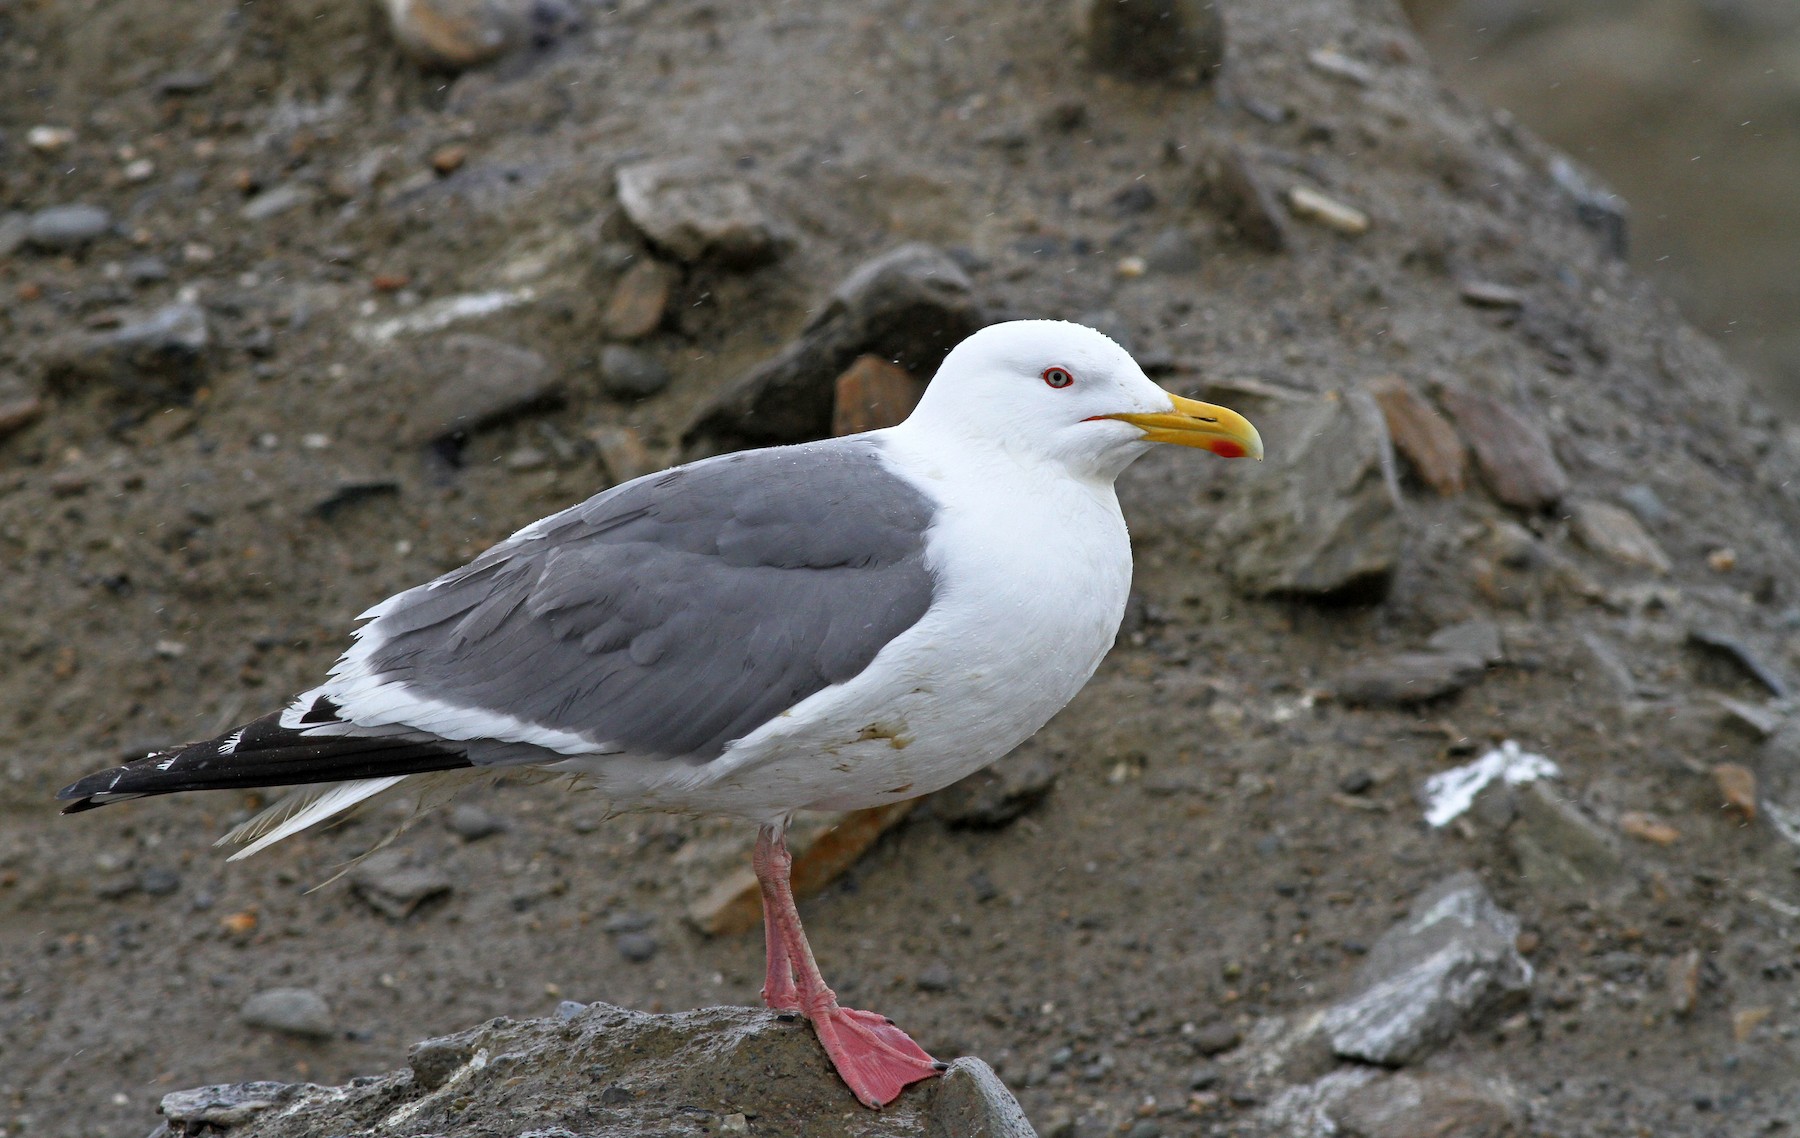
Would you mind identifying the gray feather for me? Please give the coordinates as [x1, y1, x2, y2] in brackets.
[360, 438, 938, 762]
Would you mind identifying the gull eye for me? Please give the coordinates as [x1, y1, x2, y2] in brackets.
[1042, 366, 1075, 389]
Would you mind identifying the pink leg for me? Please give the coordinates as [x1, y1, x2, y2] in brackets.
[752, 824, 945, 1108]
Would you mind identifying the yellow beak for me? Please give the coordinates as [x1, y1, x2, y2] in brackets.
[1103, 393, 1264, 459]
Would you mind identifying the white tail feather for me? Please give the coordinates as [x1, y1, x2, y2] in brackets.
[220, 777, 407, 860]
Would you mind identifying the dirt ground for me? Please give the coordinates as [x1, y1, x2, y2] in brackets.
[3, 1, 1799, 1136]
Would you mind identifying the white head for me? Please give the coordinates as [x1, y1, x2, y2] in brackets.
[901, 320, 1262, 482]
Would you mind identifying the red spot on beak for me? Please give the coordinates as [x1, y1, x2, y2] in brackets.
[1210, 440, 1247, 459]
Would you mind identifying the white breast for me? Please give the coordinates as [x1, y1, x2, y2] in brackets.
[599, 428, 1134, 821]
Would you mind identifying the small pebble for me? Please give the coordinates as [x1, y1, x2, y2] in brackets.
[446, 803, 506, 841]
[27, 204, 112, 250]
[1337, 770, 1374, 795]
[1286, 187, 1369, 236]
[1188, 1020, 1241, 1055]
[915, 962, 955, 992]
[599, 344, 672, 400]
[603, 910, 654, 934]
[614, 932, 658, 963]
[26, 125, 75, 153]
[240, 987, 335, 1039]
[1188, 1063, 1221, 1090]
[123, 256, 171, 284]
[139, 867, 181, 896]
[555, 1000, 588, 1021]
[719, 1114, 750, 1135]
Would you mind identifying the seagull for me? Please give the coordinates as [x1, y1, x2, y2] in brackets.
[58, 319, 1261, 1108]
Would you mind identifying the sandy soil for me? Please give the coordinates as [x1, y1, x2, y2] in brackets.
[2, 1, 1799, 1135]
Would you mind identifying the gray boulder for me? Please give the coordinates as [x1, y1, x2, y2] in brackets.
[149, 1003, 1035, 1136]
[1320, 872, 1531, 1065]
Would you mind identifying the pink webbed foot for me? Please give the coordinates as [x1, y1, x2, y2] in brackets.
[807, 1004, 946, 1108]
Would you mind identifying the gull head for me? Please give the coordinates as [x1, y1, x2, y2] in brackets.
[902, 319, 1262, 481]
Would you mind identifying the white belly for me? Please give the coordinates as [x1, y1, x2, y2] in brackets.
[564, 443, 1134, 822]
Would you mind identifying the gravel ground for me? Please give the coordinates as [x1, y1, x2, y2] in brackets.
[3, 1, 1799, 1135]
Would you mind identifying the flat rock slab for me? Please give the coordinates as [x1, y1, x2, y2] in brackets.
[682, 243, 983, 452]
[1336, 651, 1487, 706]
[1328, 1072, 1522, 1138]
[1320, 871, 1531, 1065]
[616, 159, 790, 268]
[40, 302, 211, 397]
[1507, 779, 1629, 899]
[151, 1004, 1034, 1137]
[1438, 387, 1568, 510]
[385, 333, 558, 445]
[1215, 391, 1403, 602]
[1367, 375, 1466, 495]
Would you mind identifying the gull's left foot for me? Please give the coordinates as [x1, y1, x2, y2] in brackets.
[807, 1004, 943, 1108]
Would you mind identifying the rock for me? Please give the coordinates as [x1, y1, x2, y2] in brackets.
[240, 988, 335, 1040]
[1617, 811, 1680, 845]
[390, 334, 558, 444]
[1319, 871, 1531, 1065]
[381, 0, 550, 71]
[0, 396, 45, 441]
[1188, 1020, 1242, 1055]
[589, 423, 658, 485]
[598, 344, 672, 399]
[25, 203, 111, 250]
[1548, 154, 1629, 259]
[1078, 0, 1225, 84]
[40, 302, 210, 397]
[1366, 375, 1466, 495]
[1568, 499, 1670, 573]
[312, 479, 401, 520]
[240, 182, 316, 222]
[0, 212, 29, 258]
[614, 932, 659, 963]
[615, 159, 790, 268]
[446, 803, 506, 841]
[914, 962, 955, 993]
[139, 867, 181, 896]
[1335, 652, 1486, 706]
[1437, 387, 1568, 510]
[833, 354, 926, 436]
[928, 1058, 1036, 1138]
[1507, 780, 1627, 897]
[1287, 187, 1371, 236]
[407, 1033, 477, 1089]
[1205, 146, 1290, 252]
[683, 243, 984, 451]
[1457, 280, 1526, 309]
[555, 999, 588, 1021]
[1215, 392, 1403, 602]
[1427, 620, 1503, 665]
[1617, 483, 1667, 524]
[160, 1083, 308, 1128]
[1143, 226, 1205, 273]
[603, 259, 680, 340]
[1307, 46, 1376, 85]
[1666, 949, 1702, 1017]
[123, 255, 171, 284]
[349, 851, 453, 919]
[931, 747, 1058, 828]
[161, 1004, 1008, 1135]
[678, 804, 916, 936]
[1686, 629, 1789, 697]
[25, 125, 76, 153]
[1328, 1072, 1522, 1138]
[1713, 761, 1758, 824]
[1758, 723, 1800, 847]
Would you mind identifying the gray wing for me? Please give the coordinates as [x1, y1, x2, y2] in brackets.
[348, 438, 939, 762]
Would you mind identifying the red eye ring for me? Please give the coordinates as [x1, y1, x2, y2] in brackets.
[1042, 366, 1075, 389]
